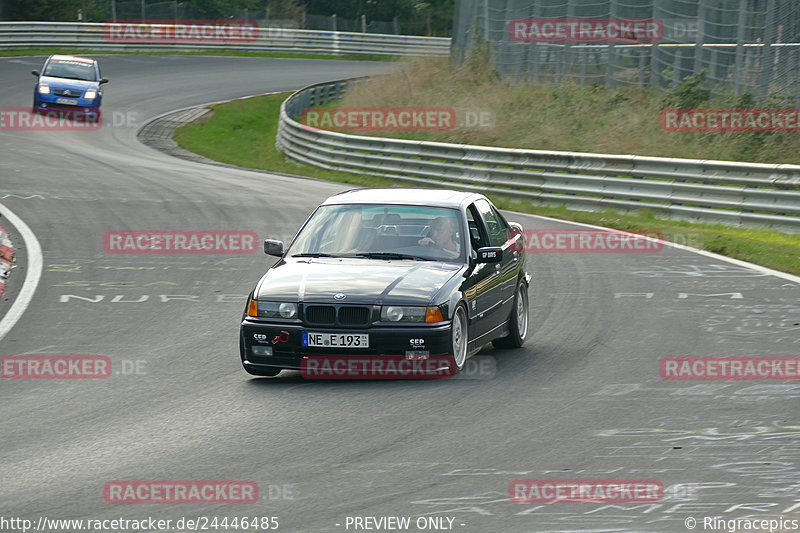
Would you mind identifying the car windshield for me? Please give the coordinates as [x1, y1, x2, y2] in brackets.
[288, 204, 465, 262]
[43, 59, 97, 81]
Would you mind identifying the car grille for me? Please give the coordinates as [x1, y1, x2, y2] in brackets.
[53, 89, 83, 98]
[304, 305, 371, 327]
[305, 305, 336, 325]
[338, 306, 371, 326]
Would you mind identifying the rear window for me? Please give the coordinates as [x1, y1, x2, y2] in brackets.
[44, 58, 97, 82]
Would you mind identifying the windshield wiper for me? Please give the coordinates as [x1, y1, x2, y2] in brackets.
[353, 252, 432, 261]
[291, 252, 338, 258]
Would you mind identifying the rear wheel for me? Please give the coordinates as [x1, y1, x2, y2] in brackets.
[450, 305, 469, 372]
[493, 282, 529, 349]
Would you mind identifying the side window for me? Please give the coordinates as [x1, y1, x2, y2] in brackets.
[475, 199, 509, 247]
[466, 205, 487, 251]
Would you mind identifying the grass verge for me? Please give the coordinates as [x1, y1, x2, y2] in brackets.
[335, 56, 800, 165]
[174, 94, 800, 277]
[173, 93, 394, 188]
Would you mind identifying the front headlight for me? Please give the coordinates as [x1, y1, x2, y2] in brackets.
[381, 306, 442, 323]
[38, 83, 50, 94]
[84, 88, 97, 99]
[256, 301, 297, 319]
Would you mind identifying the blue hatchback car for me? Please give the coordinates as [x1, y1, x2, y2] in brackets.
[32, 55, 108, 117]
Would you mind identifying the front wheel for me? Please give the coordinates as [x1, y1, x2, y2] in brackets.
[493, 282, 529, 349]
[450, 305, 469, 372]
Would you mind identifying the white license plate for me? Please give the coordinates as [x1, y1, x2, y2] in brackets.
[56, 98, 78, 105]
[302, 332, 369, 348]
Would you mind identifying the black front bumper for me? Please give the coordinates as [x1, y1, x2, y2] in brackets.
[240, 319, 452, 371]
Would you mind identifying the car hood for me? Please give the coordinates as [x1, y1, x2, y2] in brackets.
[255, 258, 465, 305]
[40, 76, 98, 90]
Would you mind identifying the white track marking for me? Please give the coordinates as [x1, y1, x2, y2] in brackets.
[506, 210, 800, 284]
[0, 202, 43, 341]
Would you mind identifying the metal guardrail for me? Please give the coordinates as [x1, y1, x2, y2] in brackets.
[277, 79, 800, 231]
[0, 22, 450, 56]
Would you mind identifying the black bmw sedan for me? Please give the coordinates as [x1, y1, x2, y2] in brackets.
[239, 188, 530, 378]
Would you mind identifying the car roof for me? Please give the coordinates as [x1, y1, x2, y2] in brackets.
[321, 188, 486, 209]
[48, 54, 96, 64]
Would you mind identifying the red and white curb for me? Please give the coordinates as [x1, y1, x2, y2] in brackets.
[0, 224, 14, 297]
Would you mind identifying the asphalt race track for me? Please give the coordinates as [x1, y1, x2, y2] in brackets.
[1, 55, 799, 533]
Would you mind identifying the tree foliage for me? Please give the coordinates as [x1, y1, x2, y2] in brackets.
[1, 0, 454, 32]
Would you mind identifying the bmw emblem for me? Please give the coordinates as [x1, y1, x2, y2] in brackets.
[334, 293, 346, 300]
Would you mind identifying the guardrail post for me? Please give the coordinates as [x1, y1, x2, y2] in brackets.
[605, 0, 618, 88]
[759, 0, 777, 99]
[693, 0, 707, 76]
[733, 0, 748, 96]
[650, 0, 662, 87]
[672, 47, 683, 88]
[482, 0, 489, 41]
[795, 48, 800, 107]
[557, 0, 577, 86]
[502, 0, 519, 82]
[529, 2, 543, 83]
[638, 46, 648, 85]
[578, 46, 587, 86]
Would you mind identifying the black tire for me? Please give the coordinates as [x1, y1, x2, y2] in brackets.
[450, 304, 469, 372]
[492, 282, 529, 349]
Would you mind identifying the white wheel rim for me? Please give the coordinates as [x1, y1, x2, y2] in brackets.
[516, 286, 529, 340]
[452, 308, 467, 368]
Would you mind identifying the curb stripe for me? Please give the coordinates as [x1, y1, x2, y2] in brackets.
[0, 225, 13, 297]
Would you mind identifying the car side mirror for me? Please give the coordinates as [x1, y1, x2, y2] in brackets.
[509, 222, 524, 252]
[100, 78, 109, 84]
[32, 70, 40, 76]
[475, 246, 502, 263]
[264, 239, 284, 257]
